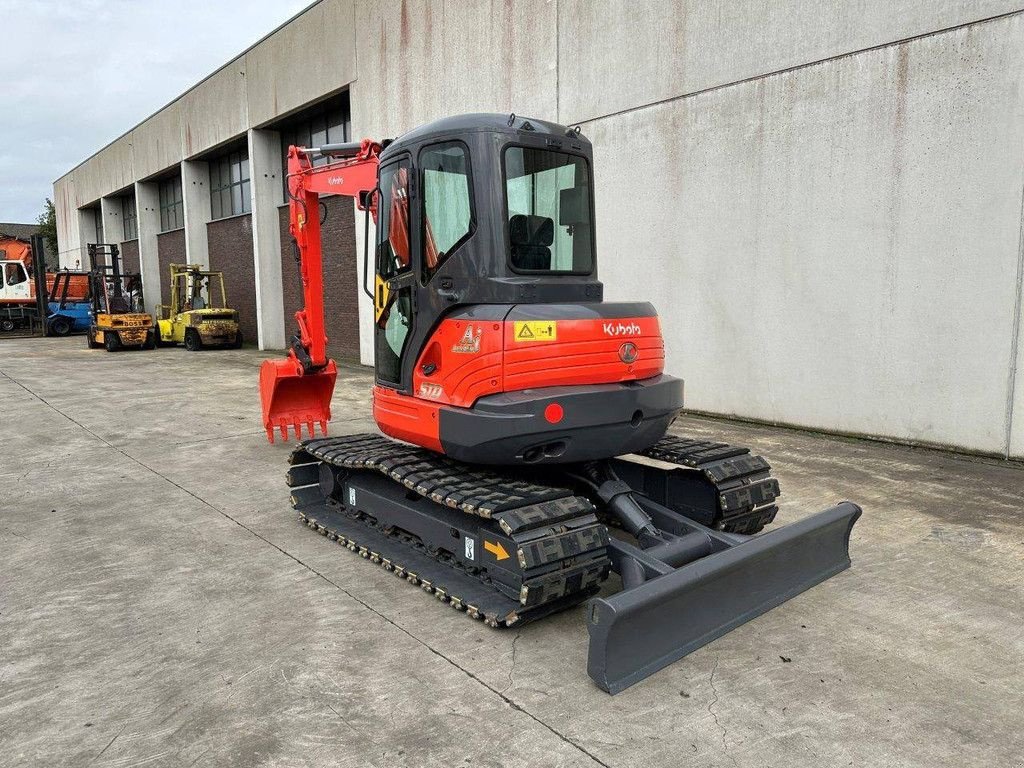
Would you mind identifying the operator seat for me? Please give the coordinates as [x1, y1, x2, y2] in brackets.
[108, 295, 130, 313]
[509, 214, 553, 270]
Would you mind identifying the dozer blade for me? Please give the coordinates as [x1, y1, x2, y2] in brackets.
[259, 357, 337, 443]
[587, 501, 861, 694]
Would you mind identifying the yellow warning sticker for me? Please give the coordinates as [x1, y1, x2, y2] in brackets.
[513, 321, 557, 342]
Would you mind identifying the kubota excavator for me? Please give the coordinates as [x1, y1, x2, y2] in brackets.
[261, 113, 861, 693]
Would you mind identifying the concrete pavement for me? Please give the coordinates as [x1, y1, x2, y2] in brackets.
[1, 337, 1021, 767]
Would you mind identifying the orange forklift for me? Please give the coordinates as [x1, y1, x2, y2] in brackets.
[84, 243, 155, 351]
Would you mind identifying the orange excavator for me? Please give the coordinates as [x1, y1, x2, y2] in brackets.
[261, 114, 860, 693]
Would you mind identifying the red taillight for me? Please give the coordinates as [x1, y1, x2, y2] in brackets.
[543, 403, 564, 424]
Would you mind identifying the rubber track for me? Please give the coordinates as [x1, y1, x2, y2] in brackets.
[639, 435, 781, 534]
[287, 434, 611, 627]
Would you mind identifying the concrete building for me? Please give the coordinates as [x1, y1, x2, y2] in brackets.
[54, 0, 1024, 459]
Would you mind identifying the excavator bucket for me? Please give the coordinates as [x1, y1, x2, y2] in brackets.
[259, 358, 338, 443]
[587, 501, 861, 694]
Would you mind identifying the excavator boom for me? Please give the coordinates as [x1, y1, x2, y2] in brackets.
[259, 140, 381, 443]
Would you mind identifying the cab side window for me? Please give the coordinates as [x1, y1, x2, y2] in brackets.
[420, 142, 472, 282]
[5, 263, 27, 286]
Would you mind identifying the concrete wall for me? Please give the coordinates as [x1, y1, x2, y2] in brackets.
[53, 0, 1024, 458]
[248, 128, 286, 350]
[556, 0, 1023, 123]
[591, 13, 1024, 456]
[1012, 284, 1024, 456]
[245, 0, 356, 127]
[135, 181, 163, 313]
[181, 160, 212, 268]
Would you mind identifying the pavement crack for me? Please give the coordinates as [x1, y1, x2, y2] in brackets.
[325, 702, 360, 734]
[707, 654, 738, 767]
[88, 723, 127, 766]
[502, 630, 523, 694]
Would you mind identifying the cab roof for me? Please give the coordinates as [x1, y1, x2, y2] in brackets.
[383, 113, 590, 157]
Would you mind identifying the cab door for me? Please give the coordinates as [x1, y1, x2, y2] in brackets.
[1, 262, 32, 303]
[374, 158, 416, 388]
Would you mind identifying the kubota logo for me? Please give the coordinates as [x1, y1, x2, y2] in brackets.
[327, 176, 345, 185]
[603, 322, 641, 337]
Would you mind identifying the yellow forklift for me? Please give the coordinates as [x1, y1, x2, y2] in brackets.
[85, 244, 156, 351]
[156, 263, 242, 350]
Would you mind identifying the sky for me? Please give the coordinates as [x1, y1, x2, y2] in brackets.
[0, 0, 313, 224]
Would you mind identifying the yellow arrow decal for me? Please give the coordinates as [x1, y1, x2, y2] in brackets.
[483, 540, 510, 561]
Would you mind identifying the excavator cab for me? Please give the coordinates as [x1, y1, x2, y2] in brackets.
[364, 115, 681, 464]
[264, 114, 683, 456]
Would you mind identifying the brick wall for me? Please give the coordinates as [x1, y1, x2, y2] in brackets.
[119, 239, 140, 276]
[207, 214, 257, 344]
[278, 196, 360, 361]
[156, 229, 185, 307]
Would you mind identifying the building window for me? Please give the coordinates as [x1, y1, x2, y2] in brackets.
[159, 177, 184, 232]
[282, 106, 350, 168]
[94, 209, 103, 245]
[280, 101, 351, 197]
[122, 196, 137, 240]
[210, 150, 251, 219]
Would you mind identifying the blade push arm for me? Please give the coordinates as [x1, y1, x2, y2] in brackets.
[287, 139, 381, 370]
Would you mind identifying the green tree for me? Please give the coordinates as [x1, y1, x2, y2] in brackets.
[36, 198, 58, 257]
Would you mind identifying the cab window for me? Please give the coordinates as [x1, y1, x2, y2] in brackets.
[376, 162, 412, 280]
[421, 142, 472, 281]
[4, 263, 27, 286]
[504, 147, 593, 274]
[375, 160, 413, 385]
